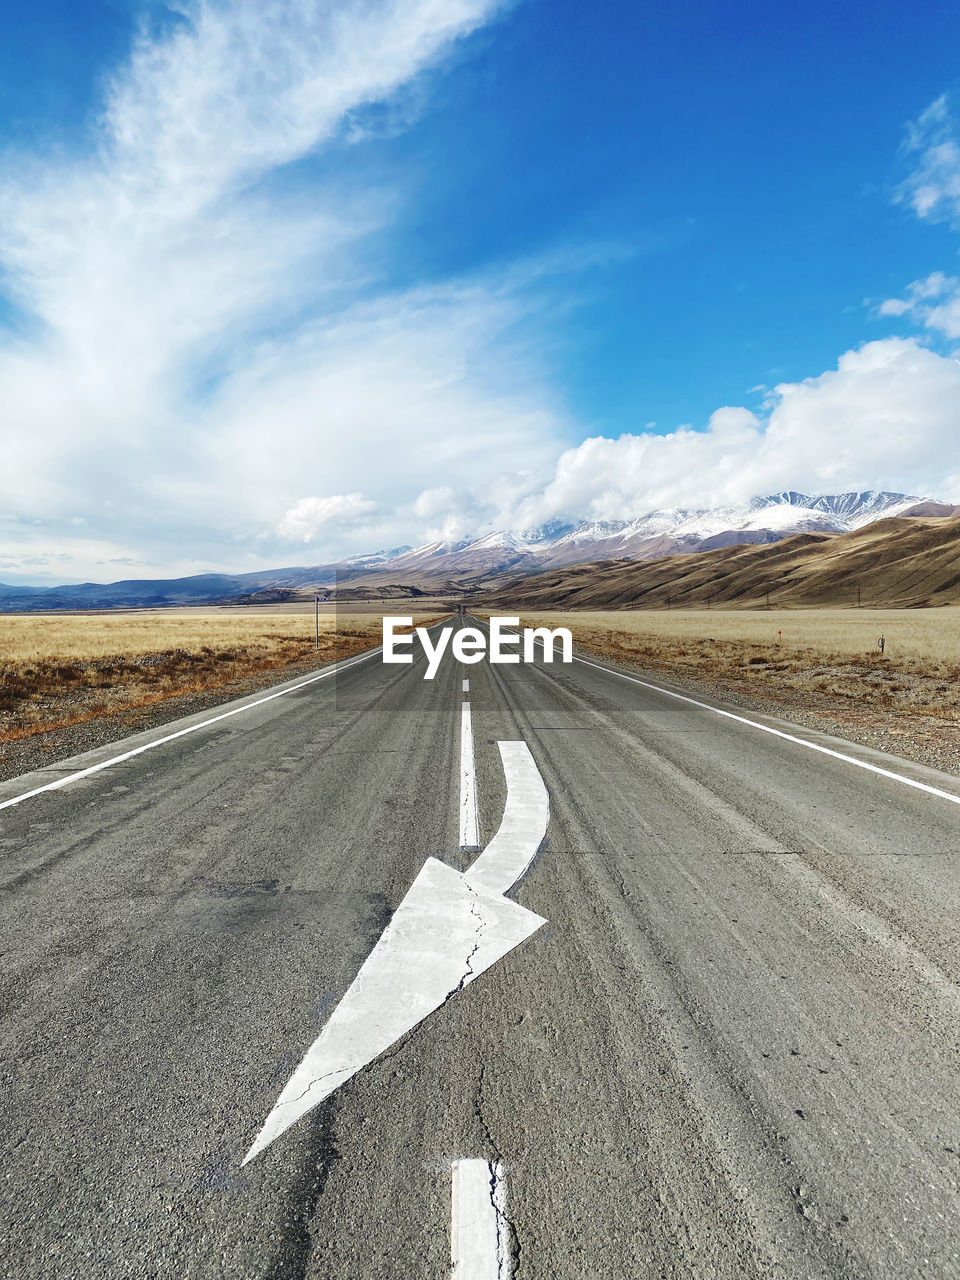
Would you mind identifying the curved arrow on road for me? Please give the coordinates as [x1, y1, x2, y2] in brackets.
[243, 740, 549, 1165]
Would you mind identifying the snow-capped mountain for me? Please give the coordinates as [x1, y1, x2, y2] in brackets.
[339, 545, 411, 567]
[369, 490, 929, 580]
[0, 491, 936, 610]
[749, 490, 923, 529]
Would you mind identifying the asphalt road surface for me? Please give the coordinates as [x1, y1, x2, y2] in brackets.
[1, 619, 957, 1279]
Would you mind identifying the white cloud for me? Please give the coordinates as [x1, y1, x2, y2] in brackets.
[505, 339, 960, 527]
[0, 0, 573, 579]
[0, 522, 168, 585]
[908, 271, 953, 299]
[4, 23, 960, 585]
[880, 99, 960, 348]
[897, 95, 960, 224]
[277, 493, 378, 544]
[412, 486, 457, 519]
[879, 270, 960, 333]
[191, 280, 566, 530]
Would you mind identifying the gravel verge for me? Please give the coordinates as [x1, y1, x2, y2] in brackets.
[0, 648, 369, 785]
[572, 642, 960, 778]
[4, 638, 958, 788]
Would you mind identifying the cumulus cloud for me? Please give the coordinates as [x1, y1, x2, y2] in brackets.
[277, 493, 378, 544]
[880, 269, 955, 311]
[505, 339, 960, 527]
[880, 98, 960, 344]
[412, 487, 458, 520]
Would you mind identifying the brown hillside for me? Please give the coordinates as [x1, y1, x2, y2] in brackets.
[484, 516, 960, 610]
[901, 501, 960, 519]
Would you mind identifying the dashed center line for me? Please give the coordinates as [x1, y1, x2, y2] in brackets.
[460, 702, 479, 850]
[451, 1159, 511, 1279]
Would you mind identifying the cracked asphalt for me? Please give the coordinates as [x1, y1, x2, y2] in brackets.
[0, 627, 958, 1278]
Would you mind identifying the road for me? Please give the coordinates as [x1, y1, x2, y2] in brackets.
[0, 619, 957, 1279]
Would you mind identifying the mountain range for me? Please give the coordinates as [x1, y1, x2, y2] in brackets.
[361, 490, 933, 583]
[0, 491, 951, 610]
[486, 513, 960, 611]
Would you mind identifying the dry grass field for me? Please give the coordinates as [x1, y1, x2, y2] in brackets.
[6, 602, 959, 759]
[0, 610, 436, 742]
[512, 608, 960, 722]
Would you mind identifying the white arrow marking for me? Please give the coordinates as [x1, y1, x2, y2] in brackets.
[465, 742, 550, 897]
[451, 1159, 510, 1279]
[243, 741, 549, 1165]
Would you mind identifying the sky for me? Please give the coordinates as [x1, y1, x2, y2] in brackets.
[3, 0, 960, 584]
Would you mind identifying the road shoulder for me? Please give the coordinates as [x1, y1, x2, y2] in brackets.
[566, 639, 960, 780]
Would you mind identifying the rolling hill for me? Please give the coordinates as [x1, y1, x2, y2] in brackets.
[482, 516, 960, 610]
[0, 490, 942, 611]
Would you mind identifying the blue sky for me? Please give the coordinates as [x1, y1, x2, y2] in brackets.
[2, 0, 960, 582]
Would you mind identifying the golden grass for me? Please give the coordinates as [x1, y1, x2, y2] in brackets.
[0, 610, 366, 663]
[518, 607, 960, 662]
[510, 608, 960, 722]
[0, 610, 438, 741]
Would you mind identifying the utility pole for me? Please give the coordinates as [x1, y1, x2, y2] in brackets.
[857, 583, 861, 608]
[315, 595, 320, 650]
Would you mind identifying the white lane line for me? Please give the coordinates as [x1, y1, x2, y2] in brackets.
[0, 647, 382, 814]
[481, 617, 960, 812]
[460, 702, 479, 850]
[465, 742, 549, 897]
[0, 618, 463, 815]
[244, 738, 550, 1163]
[468, 615, 960, 810]
[1, 617, 460, 815]
[571, 654, 960, 810]
[463, 679, 470, 693]
[451, 1159, 510, 1279]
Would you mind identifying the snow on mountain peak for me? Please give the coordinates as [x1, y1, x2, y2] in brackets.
[347, 490, 932, 582]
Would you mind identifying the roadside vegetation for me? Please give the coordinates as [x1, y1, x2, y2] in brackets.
[513, 608, 960, 723]
[0, 610, 433, 743]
